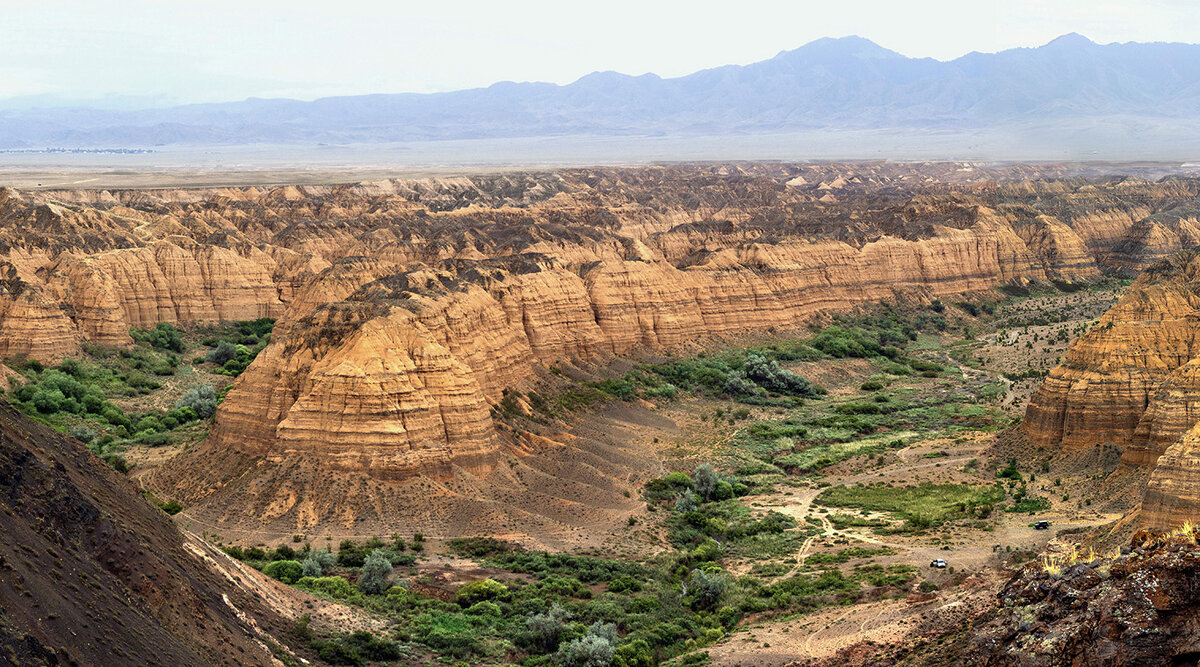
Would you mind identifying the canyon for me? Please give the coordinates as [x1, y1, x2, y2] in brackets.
[1025, 246, 1200, 529]
[0, 163, 1198, 539]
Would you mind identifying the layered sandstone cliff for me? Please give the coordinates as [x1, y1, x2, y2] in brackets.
[151, 200, 1112, 533]
[1024, 248, 1200, 528]
[4, 164, 1200, 533]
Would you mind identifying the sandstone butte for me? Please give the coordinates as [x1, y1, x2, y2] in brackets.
[1, 163, 1196, 537]
[1025, 244, 1200, 530]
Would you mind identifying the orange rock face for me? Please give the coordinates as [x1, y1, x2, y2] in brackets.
[1022, 248, 1200, 528]
[1142, 422, 1200, 529]
[3, 163, 1197, 533]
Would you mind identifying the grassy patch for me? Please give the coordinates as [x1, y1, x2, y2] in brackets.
[815, 483, 1004, 528]
[805, 546, 895, 566]
[773, 433, 912, 473]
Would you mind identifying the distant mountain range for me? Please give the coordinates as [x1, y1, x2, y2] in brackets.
[2, 34, 1199, 150]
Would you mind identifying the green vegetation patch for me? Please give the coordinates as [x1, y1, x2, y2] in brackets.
[196, 317, 274, 376]
[773, 433, 912, 473]
[815, 482, 1004, 529]
[804, 546, 895, 566]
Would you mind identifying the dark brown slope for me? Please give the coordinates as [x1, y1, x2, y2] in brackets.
[0, 403, 289, 666]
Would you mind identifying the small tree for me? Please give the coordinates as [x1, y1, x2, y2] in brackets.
[693, 463, 719, 500]
[357, 549, 393, 594]
[206, 340, 239, 365]
[687, 568, 727, 610]
[557, 629, 615, 667]
[674, 491, 699, 514]
[311, 548, 337, 572]
[301, 556, 323, 577]
[526, 604, 570, 651]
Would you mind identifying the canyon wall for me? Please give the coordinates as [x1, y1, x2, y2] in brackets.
[2, 164, 1199, 533]
[1024, 248, 1200, 528]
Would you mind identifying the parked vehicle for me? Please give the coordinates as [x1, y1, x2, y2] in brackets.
[929, 559, 947, 569]
[1034, 520, 1051, 530]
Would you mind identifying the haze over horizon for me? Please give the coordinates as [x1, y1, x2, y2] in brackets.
[4, 0, 1198, 108]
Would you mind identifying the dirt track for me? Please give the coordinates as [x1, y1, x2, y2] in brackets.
[712, 429, 1113, 664]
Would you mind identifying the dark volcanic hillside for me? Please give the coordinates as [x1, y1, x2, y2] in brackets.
[0, 403, 291, 666]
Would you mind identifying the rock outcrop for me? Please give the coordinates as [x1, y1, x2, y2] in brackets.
[963, 530, 1200, 666]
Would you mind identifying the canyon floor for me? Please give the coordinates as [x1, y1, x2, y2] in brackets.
[196, 282, 1135, 665]
[636, 286, 1132, 663]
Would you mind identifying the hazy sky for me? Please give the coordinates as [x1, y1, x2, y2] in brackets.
[3, 0, 1197, 106]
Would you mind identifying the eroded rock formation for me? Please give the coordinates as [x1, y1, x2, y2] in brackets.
[1025, 248, 1200, 528]
[3, 164, 1199, 534]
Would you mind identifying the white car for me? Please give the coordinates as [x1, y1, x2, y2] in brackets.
[929, 559, 947, 569]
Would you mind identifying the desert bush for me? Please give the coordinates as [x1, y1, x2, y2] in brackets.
[557, 632, 615, 667]
[687, 568, 728, 610]
[455, 578, 508, 606]
[130, 322, 184, 352]
[176, 384, 218, 419]
[358, 549, 394, 594]
[68, 424, 97, 443]
[206, 340, 239, 365]
[645, 472, 693, 503]
[525, 604, 570, 651]
[297, 575, 355, 599]
[301, 556, 323, 578]
[693, 463, 719, 500]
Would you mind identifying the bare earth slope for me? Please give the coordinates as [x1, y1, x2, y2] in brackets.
[0, 402, 296, 666]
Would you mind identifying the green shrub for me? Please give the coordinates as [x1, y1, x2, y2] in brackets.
[157, 499, 183, 515]
[557, 632, 615, 667]
[301, 556, 323, 578]
[130, 322, 184, 352]
[613, 639, 655, 667]
[687, 568, 728, 610]
[607, 575, 643, 593]
[455, 578, 508, 606]
[296, 575, 355, 599]
[263, 560, 304, 584]
[135, 415, 164, 433]
[206, 340, 239, 365]
[464, 601, 502, 616]
[525, 604, 570, 652]
[645, 472, 693, 503]
[68, 424, 97, 443]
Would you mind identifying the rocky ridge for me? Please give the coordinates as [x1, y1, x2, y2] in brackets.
[0, 402, 295, 666]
